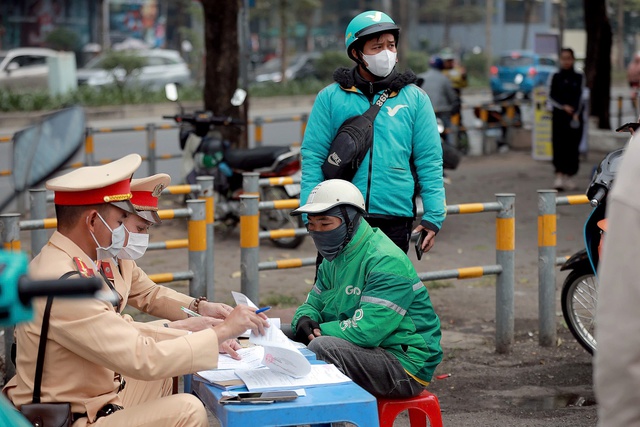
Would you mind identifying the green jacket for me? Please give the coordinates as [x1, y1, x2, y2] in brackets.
[292, 220, 442, 382]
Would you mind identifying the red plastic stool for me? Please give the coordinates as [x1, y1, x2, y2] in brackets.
[377, 390, 443, 427]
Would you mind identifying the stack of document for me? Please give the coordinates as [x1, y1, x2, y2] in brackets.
[195, 292, 353, 392]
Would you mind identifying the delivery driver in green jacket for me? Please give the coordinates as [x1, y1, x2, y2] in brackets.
[291, 179, 442, 398]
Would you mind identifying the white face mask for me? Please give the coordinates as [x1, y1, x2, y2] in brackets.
[118, 227, 150, 260]
[362, 50, 397, 78]
[89, 213, 126, 260]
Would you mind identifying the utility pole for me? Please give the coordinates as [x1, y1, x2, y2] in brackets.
[101, 0, 110, 50]
[485, 0, 493, 77]
[616, 0, 624, 70]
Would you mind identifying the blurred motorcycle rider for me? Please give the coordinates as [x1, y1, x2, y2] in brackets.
[418, 55, 460, 147]
[440, 48, 468, 98]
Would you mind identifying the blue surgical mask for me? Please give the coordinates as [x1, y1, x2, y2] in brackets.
[309, 221, 347, 262]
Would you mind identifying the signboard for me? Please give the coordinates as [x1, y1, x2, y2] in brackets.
[534, 32, 560, 56]
[532, 86, 553, 160]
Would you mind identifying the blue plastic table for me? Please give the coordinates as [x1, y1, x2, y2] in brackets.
[191, 357, 379, 427]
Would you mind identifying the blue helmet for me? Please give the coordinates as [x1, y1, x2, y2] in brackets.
[430, 55, 444, 70]
[344, 11, 400, 61]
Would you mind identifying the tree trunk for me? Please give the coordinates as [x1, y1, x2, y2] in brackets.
[279, 0, 288, 83]
[521, 0, 533, 50]
[443, 0, 452, 48]
[583, 0, 612, 129]
[202, 0, 244, 146]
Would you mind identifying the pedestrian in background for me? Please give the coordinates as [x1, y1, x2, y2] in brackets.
[300, 10, 446, 255]
[548, 47, 585, 192]
[417, 55, 460, 147]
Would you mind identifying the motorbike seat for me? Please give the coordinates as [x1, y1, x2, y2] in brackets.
[225, 146, 291, 171]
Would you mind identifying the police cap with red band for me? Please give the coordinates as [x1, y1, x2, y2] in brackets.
[46, 153, 142, 213]
[129, 173, 171, 224]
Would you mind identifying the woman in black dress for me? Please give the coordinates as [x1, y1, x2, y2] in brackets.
[548, 48, 584, 191]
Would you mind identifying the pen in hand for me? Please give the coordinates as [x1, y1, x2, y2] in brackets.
[181, 306, 202, 317]
[255, 306, 271, 314]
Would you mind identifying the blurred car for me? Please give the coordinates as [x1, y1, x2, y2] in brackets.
[490, 50, 557, 98]
[0, 47, 57, 90]
[77, 49, 191, 89]
[253, 52, 321, 83]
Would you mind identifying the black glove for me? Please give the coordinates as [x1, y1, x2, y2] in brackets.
[294, 316, 321, 345]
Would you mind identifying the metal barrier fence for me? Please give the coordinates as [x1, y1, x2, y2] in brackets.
[238, 193, 516, 354]
[537, 190, 590, 347]
[0, 113, 309, 178]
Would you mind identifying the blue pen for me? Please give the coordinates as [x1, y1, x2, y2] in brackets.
[255, 306, 271, 314]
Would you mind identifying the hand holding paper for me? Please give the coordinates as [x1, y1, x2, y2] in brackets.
[232, 291, 312, 378]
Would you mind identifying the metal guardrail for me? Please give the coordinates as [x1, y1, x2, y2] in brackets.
[239, 191, 516, 354]
[537, 190, 590, 348]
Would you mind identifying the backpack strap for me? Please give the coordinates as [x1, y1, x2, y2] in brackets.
[362, 88, 392, 122]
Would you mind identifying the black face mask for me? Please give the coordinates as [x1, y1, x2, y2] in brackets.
[309, 222, 347, 261]
[308, 206, 362, 261]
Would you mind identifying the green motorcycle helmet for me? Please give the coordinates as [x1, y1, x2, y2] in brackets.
[345, 10, 400, 61]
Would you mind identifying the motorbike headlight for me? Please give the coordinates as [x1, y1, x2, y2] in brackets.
[436, 118, 445, 134]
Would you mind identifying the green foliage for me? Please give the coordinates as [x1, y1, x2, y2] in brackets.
[0, 84, 204, 112]
[44, 27, 80, 52]
[405, 51, 430, 74]
[463, 52, 488, 80]
[249, 78, 328, 97]
[100, 50, 147, 78]
[313, 51, 351, 80]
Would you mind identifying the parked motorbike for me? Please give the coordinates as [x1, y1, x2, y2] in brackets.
[163, 83, 305, 249]
[559, 144, 625, 354]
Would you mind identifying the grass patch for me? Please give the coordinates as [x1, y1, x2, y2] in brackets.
[466, 276, 496, 288]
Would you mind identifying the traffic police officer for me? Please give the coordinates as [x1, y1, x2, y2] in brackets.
[4, 154, 268, 426]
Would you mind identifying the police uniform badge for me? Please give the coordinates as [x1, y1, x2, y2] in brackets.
[152, 183, 165, 197]
[73, 257, 95, 278]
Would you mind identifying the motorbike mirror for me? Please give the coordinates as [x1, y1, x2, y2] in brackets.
[231, 88, 247, 107]
[0, 106, 85, 213]
[165, 83, 179, 102]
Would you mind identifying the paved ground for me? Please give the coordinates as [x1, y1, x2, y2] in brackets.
[5, 95, 625, 425]
[122, 142, 608, 426]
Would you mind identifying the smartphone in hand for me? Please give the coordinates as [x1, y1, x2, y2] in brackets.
[615, 122, 640, 133]
[415, 230, 428, 261]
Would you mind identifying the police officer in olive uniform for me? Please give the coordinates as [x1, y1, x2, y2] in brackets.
[4, 154, 269, 426]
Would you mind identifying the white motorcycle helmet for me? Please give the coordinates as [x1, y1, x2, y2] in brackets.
[291, 179, 366, 216]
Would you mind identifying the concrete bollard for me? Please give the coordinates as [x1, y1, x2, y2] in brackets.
[85, 127, 96, 166]
[186, 200, 206, 298]
[197, 176, 215, 301]
[240, 195, 260, 305]
[495, 193, 515, 353]
[254, 117, 264, 146]
[538, 190, 558, 347]
[146, 123, 157, 176]
[29, 189, 48, 257]
[242, 172, 260, 196]
[1, 213, 21, 382]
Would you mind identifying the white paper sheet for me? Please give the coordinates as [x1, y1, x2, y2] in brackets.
[235, 364, 353, 392]
[232, 291, 312, 378]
